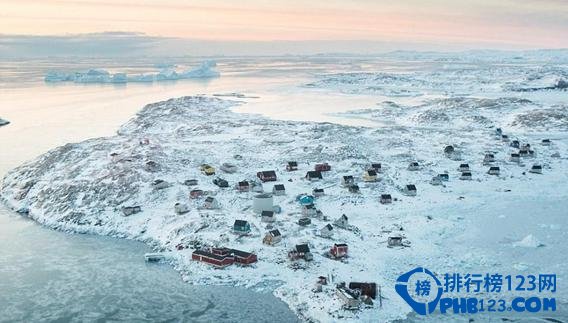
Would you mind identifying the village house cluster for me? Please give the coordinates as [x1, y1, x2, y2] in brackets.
[131, 126, 554, 312]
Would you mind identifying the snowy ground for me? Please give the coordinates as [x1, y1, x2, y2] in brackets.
[2, 54, 568, 322]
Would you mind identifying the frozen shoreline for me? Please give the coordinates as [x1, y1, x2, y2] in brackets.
[2, 95, 567, 322]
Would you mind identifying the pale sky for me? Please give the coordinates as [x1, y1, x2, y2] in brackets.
[1, 0, 567, 56]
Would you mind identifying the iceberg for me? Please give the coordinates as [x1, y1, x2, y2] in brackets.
[179, 60, 220, 78]
[44, 71, 74, 82]
[110, 73, 127, 84]
[43, 61, 220, 84]
[156, 68, 180, 81]
[128, 74, 155, 83]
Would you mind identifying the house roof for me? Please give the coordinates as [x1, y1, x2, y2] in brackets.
[459, 164, 469, 167]
[323, 224, 333, 231]
[261, 210, 274, 217]
[274, 184, 285, 190]
[410, 162, 419, 166]
[371, 163, 381, 167]
[334, 243, 348, 247]
[193, 249, 232, 261]
[238, 181, 249, 186]
[307, 171, 323, 178]
[234, 219, 249, 227]
[381, 194, 392, 199]
[490, 166, 500, 170]
[532, 165, 542, 169]
[296, 244, 310, 253]
[343, 175, 354, 180]
[230, 249, 255, 258]
[341, 214, 348, 220]
[259, 170, 277, 176]
[288, 161, 298, 166]
[313, 188, 324, 192]
[298, 218, 311, 224]
[269, 229, 281, 237]
[406, 184, 417, 190]
[205, 196, 215, 202]
[461, 172, 472, 176]
[366, 170, 377, 176]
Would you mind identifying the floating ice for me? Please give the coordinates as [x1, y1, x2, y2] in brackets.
[512, 234, 544, 248]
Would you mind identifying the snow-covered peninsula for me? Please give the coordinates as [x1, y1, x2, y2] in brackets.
[2, 94, 567, 322]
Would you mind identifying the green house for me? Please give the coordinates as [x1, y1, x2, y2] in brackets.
[233, 220, 251, 234]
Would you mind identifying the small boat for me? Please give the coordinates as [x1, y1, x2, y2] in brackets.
[0, 118, 9, 127]
[144, 253, 166, 263]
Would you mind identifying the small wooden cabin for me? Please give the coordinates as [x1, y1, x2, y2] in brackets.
[272, 184, 286, 196]
[257, 170, 277, 182]
[261, 210, 275, 222]
[286, 161, 298, 171]
[380, 194, 392, 204]
[334, 214, 349, 228]
[330, 243, 348, 258]
[460, 172, 472, 180]
[529, 164, 543, 174]
[388, 236, 403, 247]
[341, 175, 355, 186]
[403, 184, 417, 196]
[203, 196, 220, 209]
[362, 170, 378, 182]
[312, 188, 325, 197]
[315, 163, 331, 172]
[320, 224, 334, 238]
[305, 170, 323, 181]
[237, 181, 250, 192]
[408, 162, 419, 171]
[263, 229, 282, 245]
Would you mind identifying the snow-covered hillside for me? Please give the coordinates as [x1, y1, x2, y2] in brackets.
[2, 93, 567, 322]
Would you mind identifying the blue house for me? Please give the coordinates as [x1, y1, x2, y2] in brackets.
[296, 194, 315, 206]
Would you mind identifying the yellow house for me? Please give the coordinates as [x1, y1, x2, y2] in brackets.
[200, 164, 216, 176]
[362, 169, 378, 182]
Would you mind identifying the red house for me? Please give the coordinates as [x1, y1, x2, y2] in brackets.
[330, 243, 348, 258]
[192, 248, 234, 268]
[230, 249, 258, 265]
[190, 189, 204, 199]
[315, 163, 331, 172]
[257, 170, 277, 182]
